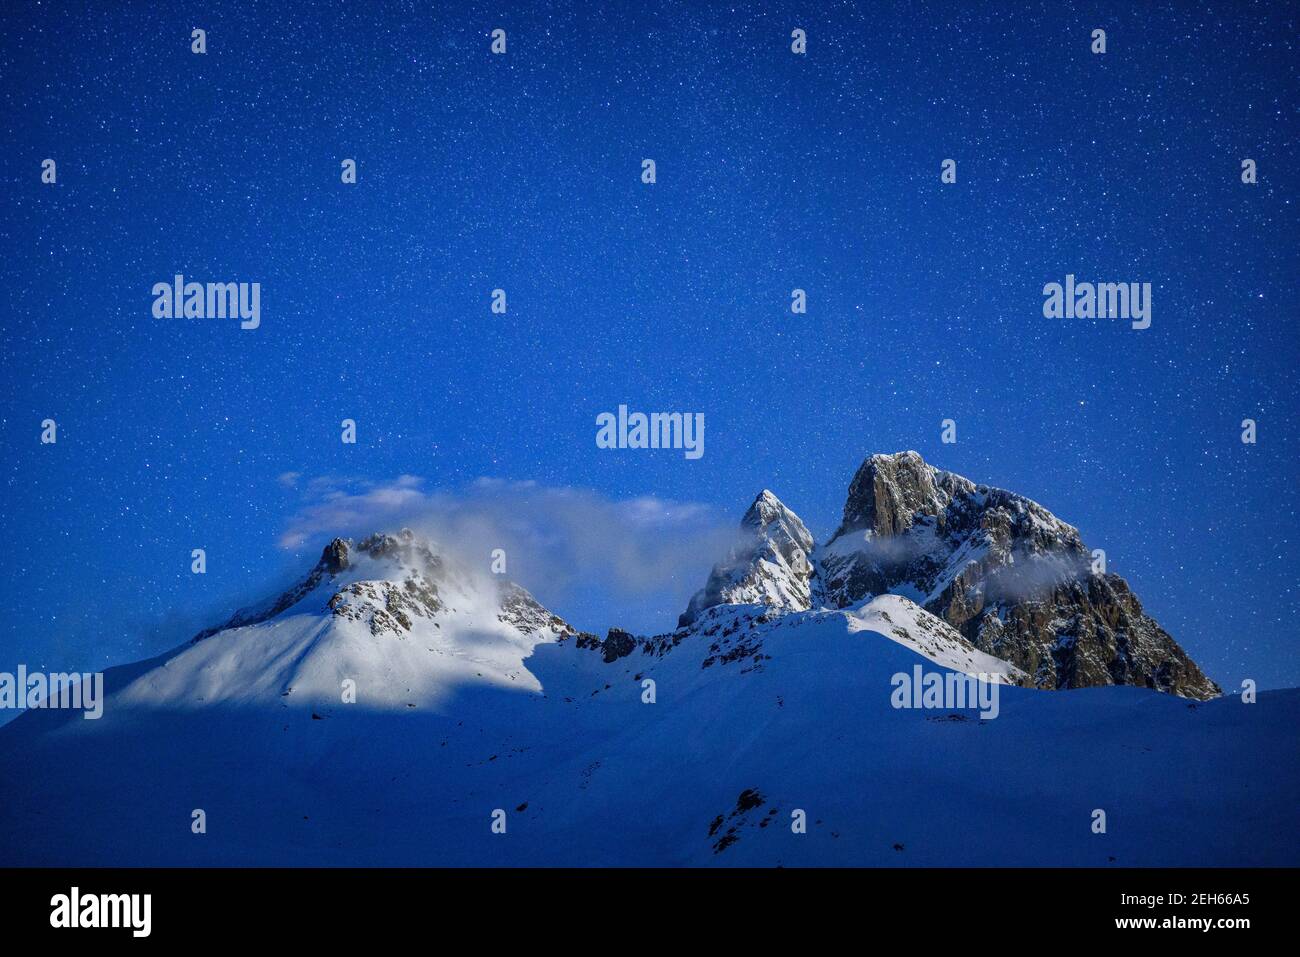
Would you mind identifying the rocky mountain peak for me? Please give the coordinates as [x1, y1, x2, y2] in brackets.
[319, 537, 351, 574]
[355, 527, 442, 570]
[836, 450, 958, 539]
[741, 489, 815, 555]
[193, 527, 570, 645]
[678, 490, 816, 628]
[819, 452, 1219, 699]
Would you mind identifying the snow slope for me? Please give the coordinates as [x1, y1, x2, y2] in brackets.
[844, 594, 1025, 683]
[128, 529, 576, 712]
[0, 534, 1293, 866]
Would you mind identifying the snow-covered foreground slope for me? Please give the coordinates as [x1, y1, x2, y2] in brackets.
[1, 581, 1294, 866]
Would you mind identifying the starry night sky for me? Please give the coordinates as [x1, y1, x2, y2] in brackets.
[1, 1, 1296, 690]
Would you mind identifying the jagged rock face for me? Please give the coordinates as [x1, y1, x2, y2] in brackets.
[194, 528, 574, 644]
[328, 577, 442, 637]
[838, 450, 950, 538]
[968, 573, 1214, 695]
[678, 490, 815, 627]
[575, 627, 639, 663]
[498, 583, 575, 639]
[820, 452, 1220, 700]
[319, 530, 453, 637]
[320, 537, 351, 574]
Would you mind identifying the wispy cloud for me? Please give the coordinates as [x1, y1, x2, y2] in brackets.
[278, 475, 429, 548]
[276, 475, 740, 631]
[982, 550, 1091, 603]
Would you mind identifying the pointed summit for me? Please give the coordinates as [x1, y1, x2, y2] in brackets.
[835, 450, 959, 539]
[819, 452, 1219, 699]
[191, 527, 570, 647]
[742, 489, 814, 548]
[319, 537, 351, 574]
[679, 490, 815, 627]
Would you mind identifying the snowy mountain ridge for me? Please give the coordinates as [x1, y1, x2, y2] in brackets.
[63, 450, 1220, 725]
[680, 451, 1218, 699]
[1, 452, 1280, 869]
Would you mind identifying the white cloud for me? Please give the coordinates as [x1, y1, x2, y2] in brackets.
[276, 475, 741, 632]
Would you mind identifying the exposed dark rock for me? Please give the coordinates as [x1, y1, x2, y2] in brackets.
[192, 529, 576, 647]
[319, 537, 350, 574]
[839, 450, 947, 538]
[820, 452, 1220, 700]
[574, 627, 640, 663]
[601, 628, 637, 663]
[497, 583, 576, 638]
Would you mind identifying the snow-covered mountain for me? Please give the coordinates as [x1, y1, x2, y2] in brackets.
[817, 452, 1219, 699]
[1, 455, 1291, 866]
[144, 529, 576, 711]
[679, 452, 1217, 700]
[678, 490, 815, 627]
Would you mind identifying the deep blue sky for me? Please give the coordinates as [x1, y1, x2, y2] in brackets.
[1, 1, 1296, 691]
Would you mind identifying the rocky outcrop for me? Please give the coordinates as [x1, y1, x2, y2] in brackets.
[498, 583, 575, 639]
[320, 537, 351, 574]
[193, 527, 575, 646]
[839, 450, 952, 538]
[575, 627, 639, 663]
[819, 452, 1220, 700]
[328, 576, 442, 637]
